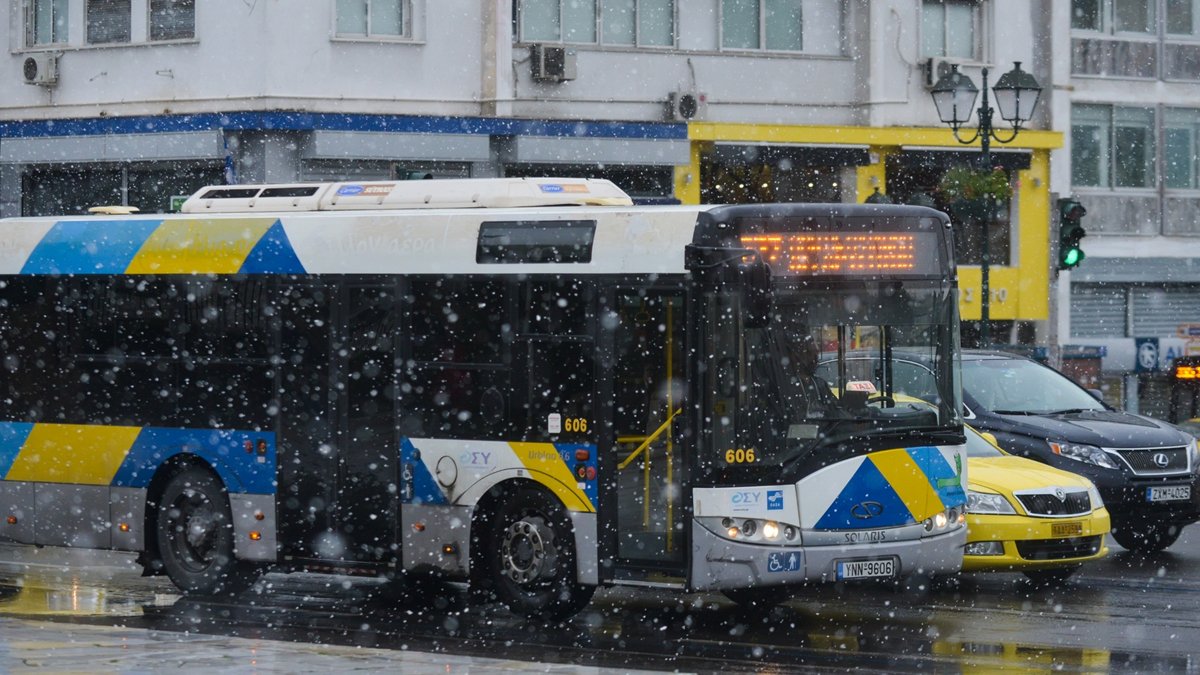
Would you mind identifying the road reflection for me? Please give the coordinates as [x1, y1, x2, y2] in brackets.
[0, 546, 1197, 672]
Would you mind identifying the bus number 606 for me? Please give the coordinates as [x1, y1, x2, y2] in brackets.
[725, 448, 756, 464]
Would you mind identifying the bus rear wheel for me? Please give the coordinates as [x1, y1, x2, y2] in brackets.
[483, 486, 594, 620]
[156, 466, 262, 596]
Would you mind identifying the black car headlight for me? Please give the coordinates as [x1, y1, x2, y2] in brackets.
[1048, 441, 1121, 470]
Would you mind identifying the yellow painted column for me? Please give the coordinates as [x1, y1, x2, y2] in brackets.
[674, 139, 705, 205]
[855, 146, 893, 203]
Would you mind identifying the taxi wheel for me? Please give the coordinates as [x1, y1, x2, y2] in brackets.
[1022, 567, 1078, 586]
[156, 466, 263, 596]
[1112, 523, 1182, 553]
[482, 485, 595, 620]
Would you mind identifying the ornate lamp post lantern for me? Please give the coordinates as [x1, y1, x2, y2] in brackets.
[929, 62, 1042, 346]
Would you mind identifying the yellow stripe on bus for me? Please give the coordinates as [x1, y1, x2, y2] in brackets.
[869, 449, 945, 522]
[5, 424, 141, 485]
[125, 218, 275, 274]
[507, 442, 594, 513]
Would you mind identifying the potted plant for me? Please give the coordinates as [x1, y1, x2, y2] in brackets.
[938, 166, 1012, 223]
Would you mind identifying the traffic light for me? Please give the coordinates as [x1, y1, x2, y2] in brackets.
[1057, 198, 1087, 270]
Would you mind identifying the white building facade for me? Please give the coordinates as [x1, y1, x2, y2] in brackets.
[1050, 0, 1200, 416]
[2, 1, 1059, 344]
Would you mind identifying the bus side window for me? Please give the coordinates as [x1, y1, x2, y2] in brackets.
[522, 339, 594, 441]
[401, 277, 514, 439]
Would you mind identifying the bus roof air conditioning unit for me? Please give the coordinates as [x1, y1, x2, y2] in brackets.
[924, 57, 964, 88]
[531, 44, 576, 82]
[22, 53, 58, 86]
[667, 90, 706, 121]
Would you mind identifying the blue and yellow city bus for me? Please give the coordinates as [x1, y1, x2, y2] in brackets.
[0, 178, 966, 618]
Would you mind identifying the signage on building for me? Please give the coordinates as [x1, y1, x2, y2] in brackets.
[1135, 337, 1160, 373]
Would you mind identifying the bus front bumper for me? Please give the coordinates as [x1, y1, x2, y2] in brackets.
[690, 521, 965, 592]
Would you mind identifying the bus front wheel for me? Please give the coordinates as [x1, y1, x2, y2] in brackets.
[156, 466, 262, 596]
[482, 486, 594, 620]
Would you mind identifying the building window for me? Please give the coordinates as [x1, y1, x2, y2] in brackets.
[1071, 0, 1157, 34]
[87, 0, 132, 44]
[518, 0, 675, 47]
[922, 0, 981, 59]
[1168, 0, 1199, 35]
[336, 0, 408, 37]
[1071, 104, 1156, 189]
[150, 0, 194, 41]
[26, 0, 68, 47]
[1165, 108, 1200, 188]
[718, 0, 842, 53]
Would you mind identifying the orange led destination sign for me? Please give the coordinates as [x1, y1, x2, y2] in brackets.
[1177, 365, 1199, 380]
[740, 232, 920, 275]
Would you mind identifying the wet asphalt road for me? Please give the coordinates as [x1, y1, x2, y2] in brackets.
[2, 530, 1199, 673]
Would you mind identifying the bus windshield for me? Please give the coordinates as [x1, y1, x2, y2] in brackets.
[705, 280, 962, 471]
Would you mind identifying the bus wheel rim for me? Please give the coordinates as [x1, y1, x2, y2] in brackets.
[501, 517, 555, 584]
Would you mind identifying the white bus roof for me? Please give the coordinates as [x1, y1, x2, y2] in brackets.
[179, 177, 635, 213]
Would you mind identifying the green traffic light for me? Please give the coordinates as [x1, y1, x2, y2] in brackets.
[1062, 248, 1082, 267]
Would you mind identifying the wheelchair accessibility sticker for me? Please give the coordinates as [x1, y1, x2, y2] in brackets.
[767, 551, 802, 573]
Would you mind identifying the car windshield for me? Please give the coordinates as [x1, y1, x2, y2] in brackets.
[962, 357, 1105, 415]
[965, 427, 1004, 458]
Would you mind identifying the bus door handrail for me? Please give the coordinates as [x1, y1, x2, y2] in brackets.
[617, 408, 682, 471]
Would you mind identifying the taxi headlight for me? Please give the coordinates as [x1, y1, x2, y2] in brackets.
[967, 489, 1017, 515]
[1086, 482, 1105, 510]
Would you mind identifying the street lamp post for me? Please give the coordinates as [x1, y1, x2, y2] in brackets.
[929, 62, 1042, 347]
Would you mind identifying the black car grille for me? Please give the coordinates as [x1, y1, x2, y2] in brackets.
[1112, 447, 1190, 475]
[1015, 536, 1103, 561]
[1016, 491, 1092, 516]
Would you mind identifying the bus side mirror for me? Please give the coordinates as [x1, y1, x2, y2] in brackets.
[742, 258, 773, 328]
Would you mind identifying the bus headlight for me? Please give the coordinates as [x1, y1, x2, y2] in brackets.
[923, 506, 969, 533]
[761, 521, 780, 540]
[704, 517, 797, 545]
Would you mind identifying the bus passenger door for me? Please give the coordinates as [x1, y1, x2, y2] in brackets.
[604, 289, 689, 577]
[331, 282, 400, 566]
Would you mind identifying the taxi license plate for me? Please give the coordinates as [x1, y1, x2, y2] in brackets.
[1051, 521, 1083, 537]
[1146, 485, 1191, 502]
[836, 558, 896, 580]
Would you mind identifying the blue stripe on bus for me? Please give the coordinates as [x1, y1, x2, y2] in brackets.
[401, 438, 447, 505]
[238, 220, 306, 274]
[0, 422, 34, 479]
[21, 220, 162, 274]
[112, 427, 277, 494]
[814, 459, 913, 530]
[906, 446, 966, 507]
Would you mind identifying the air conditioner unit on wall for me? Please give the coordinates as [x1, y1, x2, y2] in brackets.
[22, 53, 58, 86]
[530, 44, 577, 82]
[924, 56, 964, 88]
[667, 90, 707, 121]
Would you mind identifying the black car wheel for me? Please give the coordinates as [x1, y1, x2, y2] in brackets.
[1023, 567, 1079, 586]
[156, 466, 263, 595]
[1111, 522, 1182, 553]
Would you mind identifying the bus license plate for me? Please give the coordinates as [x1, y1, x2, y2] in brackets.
[1146, 485, 1191, 502]
[836, 558, 896, 580]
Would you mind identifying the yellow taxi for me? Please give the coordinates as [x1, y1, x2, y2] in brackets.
[963, 425, 1110, 583]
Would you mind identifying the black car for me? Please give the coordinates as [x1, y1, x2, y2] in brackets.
[819, 349, 1200, 552]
